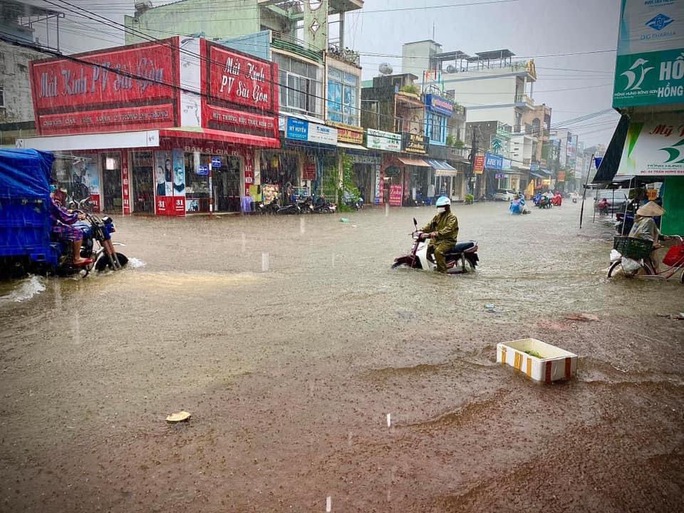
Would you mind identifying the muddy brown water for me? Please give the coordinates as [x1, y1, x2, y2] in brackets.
[1, 202, 683, 512]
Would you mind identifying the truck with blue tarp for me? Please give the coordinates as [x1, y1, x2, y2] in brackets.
[0, 149, 59, 275]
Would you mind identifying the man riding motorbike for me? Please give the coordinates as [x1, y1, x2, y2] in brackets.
[419, 196, 459, 273]
[49, 186, 92, 266]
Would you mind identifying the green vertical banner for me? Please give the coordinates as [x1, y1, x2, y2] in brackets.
[661, 177, 684, 236]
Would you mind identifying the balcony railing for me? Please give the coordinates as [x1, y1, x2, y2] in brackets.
[327, 44, 360, 67]
[272, 36, 323, 63]
[514, 94, 534, 107]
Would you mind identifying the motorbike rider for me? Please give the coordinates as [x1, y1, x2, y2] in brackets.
[49, 186, 92, 266]
[420, 196, 459, 273]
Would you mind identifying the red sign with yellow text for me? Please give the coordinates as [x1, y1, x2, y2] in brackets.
[474, 155, 485, 174]
[30, 38, 179, 135]
[205, 105, 278, 138]
[37, 104, 176, 136]
[204, 40, 278, 114]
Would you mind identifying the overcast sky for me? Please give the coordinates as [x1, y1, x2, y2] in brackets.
[26, 0, 622, 146]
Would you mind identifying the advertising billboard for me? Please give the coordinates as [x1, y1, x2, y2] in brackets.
[615, 115, 684, 176]
[203, 40, 279, 138]
[30, 38, 179, 135]
[613, 0, 684, 107]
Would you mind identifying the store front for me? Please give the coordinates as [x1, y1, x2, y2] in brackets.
[280, 116, 338, 201]
[381, 155, 430, 206]
[366, 128, 402, 204]
[22, 36, 280, 216]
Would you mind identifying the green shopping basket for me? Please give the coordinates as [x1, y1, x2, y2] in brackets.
[613, 236, 653, 260]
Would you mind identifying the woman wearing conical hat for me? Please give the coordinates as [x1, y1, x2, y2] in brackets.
[628, 201, 664, 243]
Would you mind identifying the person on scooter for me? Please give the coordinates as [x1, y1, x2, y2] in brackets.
[420, 196, 459, 273]
[49, 186, 92, 266]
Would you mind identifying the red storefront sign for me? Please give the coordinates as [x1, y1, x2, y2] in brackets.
[204, 41, 278, 114]
[205, 104, 277, 138]
[474, 155, 485, 174]
[30, 38, 179, 135]
[389, 184, 403, 206]
[303, 163, 316, 181]
[89, 194, 101, 213]
[38, 104, 176, 136]
[155, 197, 172, 216]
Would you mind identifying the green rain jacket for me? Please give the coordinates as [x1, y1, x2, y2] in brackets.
[421, 211, 459, 244]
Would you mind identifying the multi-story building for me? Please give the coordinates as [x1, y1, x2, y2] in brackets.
[403, 41, 548, 197]
[124, 0, 365, 202]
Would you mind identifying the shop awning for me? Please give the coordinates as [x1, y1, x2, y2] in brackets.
[17, 128, 281, 152]
[425, 159, 458, 176]
[159, 128, 280, 149]
[16, 130, 161, 152]
[337, 142, 367, 151]
[614, 114, 684, 178]
[592, 114, 629, 183]
[529, 171, 545, 179]
[396, 157, 431, 167]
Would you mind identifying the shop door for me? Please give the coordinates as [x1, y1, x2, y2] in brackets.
[102, 153, 122, 212]
[131, 152, 154, 214]
[214, 156, 241, 212]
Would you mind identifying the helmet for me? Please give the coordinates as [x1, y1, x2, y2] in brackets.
[435, 196, 451, 208]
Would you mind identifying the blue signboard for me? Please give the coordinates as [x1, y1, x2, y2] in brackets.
[424, 94, 454, 117]
[197, 164, 210, 176]
[485, 152, 503, 170]
[286, 118, 309, 141]
[211, 157, 222, 168]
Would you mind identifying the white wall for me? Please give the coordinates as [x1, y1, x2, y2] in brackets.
[439, 73, 517, 126]
[0, 41, 42, 124]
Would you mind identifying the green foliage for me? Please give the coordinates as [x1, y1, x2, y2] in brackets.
[464, 193, 474, 204]
[399, 84, 419, 95]
[454, 139, 465, 149]
[320, 154, 360, 208]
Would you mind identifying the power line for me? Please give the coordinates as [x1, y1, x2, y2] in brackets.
[15, 1, 613, 146]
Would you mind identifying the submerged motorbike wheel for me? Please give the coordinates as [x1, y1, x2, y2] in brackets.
[392, 257, 419, 269]
[95, 252, 129, 272]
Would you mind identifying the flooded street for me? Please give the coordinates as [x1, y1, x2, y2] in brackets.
[1, 202, 682, 512]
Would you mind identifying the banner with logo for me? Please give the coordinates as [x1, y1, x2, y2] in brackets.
[613, 0, 683, 107]
[616, 116, 684, 176]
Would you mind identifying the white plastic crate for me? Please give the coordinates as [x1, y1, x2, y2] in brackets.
[497, 338, 578, 383]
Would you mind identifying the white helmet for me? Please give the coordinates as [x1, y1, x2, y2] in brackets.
[435, 196, 451, 208]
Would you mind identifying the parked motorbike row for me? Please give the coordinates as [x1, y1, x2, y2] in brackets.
[256, 195, 339, 215]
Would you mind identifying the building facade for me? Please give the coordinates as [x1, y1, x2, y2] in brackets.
[20, 36, 280, 216]
[124, 0, 365, 206]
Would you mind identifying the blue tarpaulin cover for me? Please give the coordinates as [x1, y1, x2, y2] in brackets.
[0, 148, 54, 199]
[0, 149, 57, 265]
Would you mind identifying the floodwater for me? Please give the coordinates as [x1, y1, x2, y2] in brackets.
[1, 202, 682, 512]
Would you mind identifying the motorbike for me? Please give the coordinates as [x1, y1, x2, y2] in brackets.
[392, 218, 479, 273]
[275, 200, 301, 215]
[343, 194, 364, 211]
[313, 196, 337, 214]
[256, 200, 280, 215]
[53, 201, 128, 276]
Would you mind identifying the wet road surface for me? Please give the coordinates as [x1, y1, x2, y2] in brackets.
[1, 201, 683, 512]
